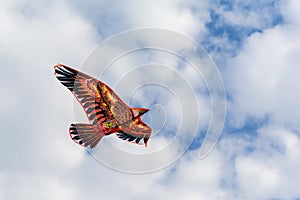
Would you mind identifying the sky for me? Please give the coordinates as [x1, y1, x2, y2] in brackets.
[1, 0, 300, 199]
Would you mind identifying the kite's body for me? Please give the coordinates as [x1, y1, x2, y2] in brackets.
[54, 64, 152, 148]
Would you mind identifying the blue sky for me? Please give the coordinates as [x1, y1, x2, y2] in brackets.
[1, 0, 300, 199]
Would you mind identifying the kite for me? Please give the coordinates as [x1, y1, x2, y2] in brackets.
[54, 64, 152, 148]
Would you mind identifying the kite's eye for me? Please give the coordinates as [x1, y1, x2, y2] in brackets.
[107, 121, 114, 128]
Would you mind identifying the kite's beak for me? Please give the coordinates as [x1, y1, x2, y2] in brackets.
[139, 108, 149, 115]
[132, 108, 149, 118]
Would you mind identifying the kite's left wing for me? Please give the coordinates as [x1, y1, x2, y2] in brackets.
[54, 64, 133, 126]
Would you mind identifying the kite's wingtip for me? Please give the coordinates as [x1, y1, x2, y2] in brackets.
[54, 63, 63, 69]
[53, 63, 64, 75]
[143, 137, 150, 147]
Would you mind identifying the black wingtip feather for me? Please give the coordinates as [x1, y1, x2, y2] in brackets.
[116, 132, 148, 145]
[136, 137, 142, 143]
[56, 68, 76, 78]
[72, 136, 80, 140]
[144, 138, 149, 144]
[54, 65, 79, 91]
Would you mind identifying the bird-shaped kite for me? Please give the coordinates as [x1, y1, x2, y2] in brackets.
[54, 64, 152, 148]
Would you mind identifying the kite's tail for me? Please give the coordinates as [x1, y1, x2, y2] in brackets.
[69, 123, 104, 148]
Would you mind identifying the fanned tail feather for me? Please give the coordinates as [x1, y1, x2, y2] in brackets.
[69, 123, 104, 148]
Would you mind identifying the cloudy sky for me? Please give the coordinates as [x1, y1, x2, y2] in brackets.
[1, 0, 300, 199]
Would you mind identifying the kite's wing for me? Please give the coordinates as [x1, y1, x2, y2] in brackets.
[117, 119, 152, 146]
[54, 64, 133, 126]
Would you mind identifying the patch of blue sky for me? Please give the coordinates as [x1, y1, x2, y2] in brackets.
[161, 126, 179, 139]
[201, 0, 284, 58]
[187, 129, 207, 150]
[220, 115, 286, 157]
[225, 115, 270, 135]
[218, 0, 233, 11]
[184, 116, 269, 153]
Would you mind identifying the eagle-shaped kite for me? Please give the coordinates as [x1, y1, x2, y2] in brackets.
[54, 64, 152, 148]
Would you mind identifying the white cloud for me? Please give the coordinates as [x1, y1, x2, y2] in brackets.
[0, 0, 99, 199]
[223, 0, 300, 129]
[122, 0, 208, 37]
[231, 126, 300, 199]
[225, 22, 300, 129]
[69, 0, 210, 38]
[0, 172, 74, 200]
[281, 0, 300, 25]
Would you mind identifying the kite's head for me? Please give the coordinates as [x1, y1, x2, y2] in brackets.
[132, 108, 149, 118]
